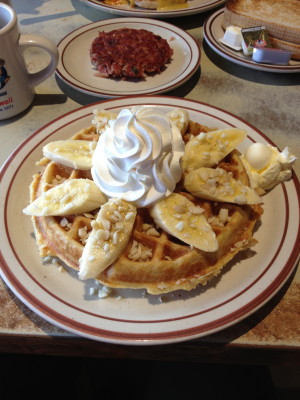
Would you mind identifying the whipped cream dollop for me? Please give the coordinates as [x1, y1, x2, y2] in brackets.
[91, 107, 185, 207]
[241, 143, 297, 191]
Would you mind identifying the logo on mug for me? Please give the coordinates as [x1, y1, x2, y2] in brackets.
[0, 58, 10, 90]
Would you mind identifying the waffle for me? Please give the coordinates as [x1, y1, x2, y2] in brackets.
[30, 126, 99, 269]
[29, 121, 263, 295]
[99, 201, 262, 294]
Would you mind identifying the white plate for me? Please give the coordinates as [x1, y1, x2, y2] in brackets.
[1, 96, 300, 345]
[80, 0, 225, 18]
[203, 9, 300, 73]
[56, 18, 200, 98]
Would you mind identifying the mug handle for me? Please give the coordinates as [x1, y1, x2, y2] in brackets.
[19, 34, 59, 88]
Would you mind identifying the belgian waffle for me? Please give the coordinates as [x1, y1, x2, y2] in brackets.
[99, 200, 262, 294]
[29, 121, 263, 295]
[30, 126, 98, 269]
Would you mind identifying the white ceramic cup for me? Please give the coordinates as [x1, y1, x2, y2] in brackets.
[0, 3, 59, 119]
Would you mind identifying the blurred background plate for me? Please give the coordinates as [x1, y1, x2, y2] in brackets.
[80, 0, 226, 18]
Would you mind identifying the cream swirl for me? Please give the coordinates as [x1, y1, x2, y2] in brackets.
[91, 107, 185, 207]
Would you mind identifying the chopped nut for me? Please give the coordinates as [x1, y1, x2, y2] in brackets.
[219, 208, 229, 223]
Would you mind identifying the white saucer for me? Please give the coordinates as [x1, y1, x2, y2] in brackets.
[203, 9, 300, 73]
[56, 18, 200, 98]
[1, 96, 299, 345]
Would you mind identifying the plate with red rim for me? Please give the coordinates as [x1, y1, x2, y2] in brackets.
[56, 18, 200, 98]
[0, 95, 299, 345]
[203, 9, 300, 73]
[80, 0, 225, 18]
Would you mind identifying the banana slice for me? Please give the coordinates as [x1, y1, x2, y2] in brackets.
[167, 109, 189, 134]
[149, 193, 218, 252]
[43, 140, 97, 170]
[23, 178, 107, 216]
[182, 128, 246, 172]
[78, 198, 137, 280]
[184, 167, 262, 204]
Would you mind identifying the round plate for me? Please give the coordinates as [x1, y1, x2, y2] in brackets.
[0, 96, 300, 345]
[80, 0, 225, 18]
[56, 18, 200, 98]
[203, 9, 300, 73]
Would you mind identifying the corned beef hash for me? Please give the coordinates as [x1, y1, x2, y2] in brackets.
[90, 28, 173, 80]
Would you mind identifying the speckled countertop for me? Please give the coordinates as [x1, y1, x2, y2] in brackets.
[0, 0, 299, 358]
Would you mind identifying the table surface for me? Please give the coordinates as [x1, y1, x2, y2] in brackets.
[0, 0, 299, 363]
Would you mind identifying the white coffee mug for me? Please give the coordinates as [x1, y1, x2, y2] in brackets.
[0, 3, 59, 119]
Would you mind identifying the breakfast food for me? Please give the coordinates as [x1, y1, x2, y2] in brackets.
[219, 24, 293, 64]
[103, 0, 188, 10]
[222, 0, 300, 59]
[90, 28, 173, 80]
[268, 37, 300, 60]
[24, 107, 272, 295]
[134, 0, 187, 10]
[134, 0, 158, 9]
[240, 143, 296, 193]
[219, 25, 243, 50]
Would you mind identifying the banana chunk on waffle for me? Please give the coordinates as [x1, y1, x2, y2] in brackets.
[182, 128, 246, 172]
[43, 140, 97, 170]
[24, 178, 107, 216]
[26, 113, 263, 295]
[99, 200, 262, 294]
[79, 198, 136, 280]
[167, 108, 189, 134]
[29, 125, 101, 268]
[149, 192, 218, 252]
[184, 167, 262, 204]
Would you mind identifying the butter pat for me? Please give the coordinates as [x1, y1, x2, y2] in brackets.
[241, 143, 297, 192]
[252, 48, 291, 65]
[219, 26, 243, 51]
